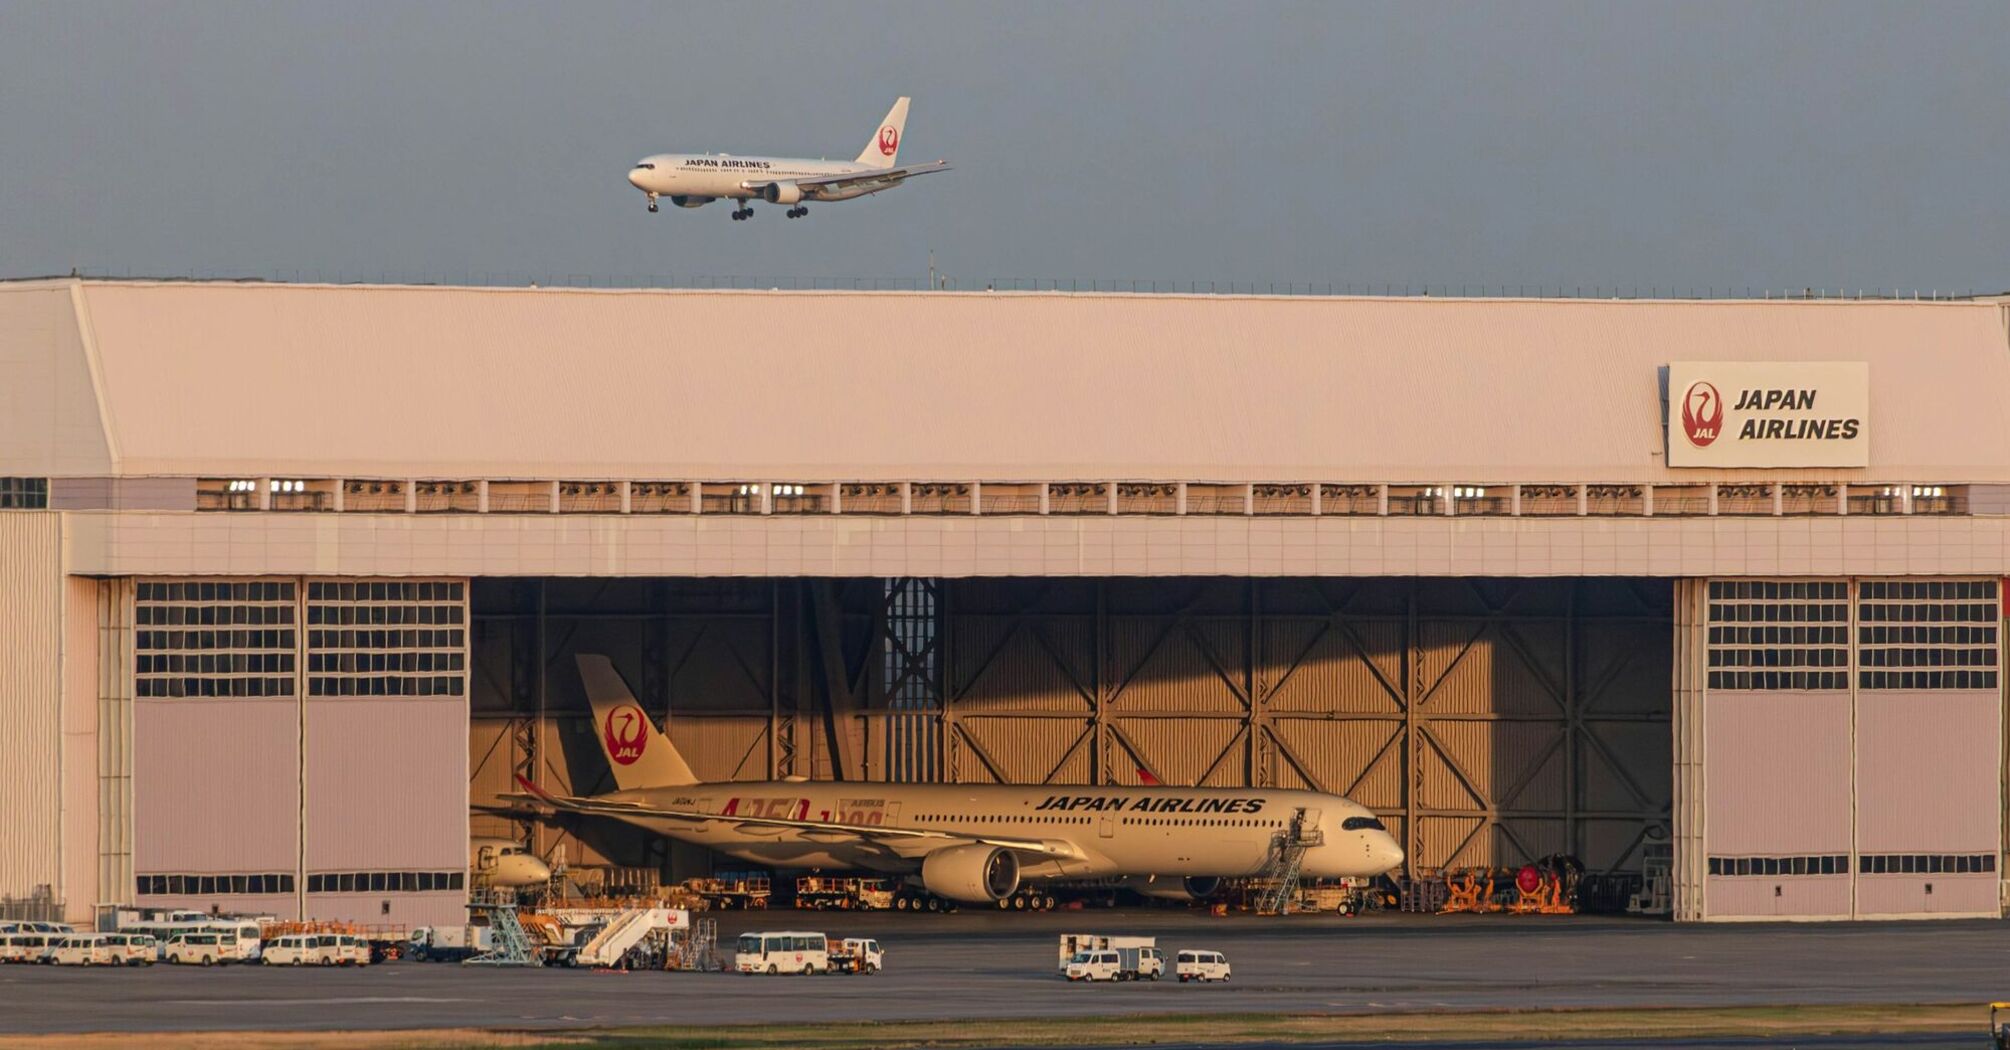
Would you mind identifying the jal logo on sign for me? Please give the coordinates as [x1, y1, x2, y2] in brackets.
[1680, 381, 1723, 447]
[603, 703, 648, 766]
[878, 125, 899, 156]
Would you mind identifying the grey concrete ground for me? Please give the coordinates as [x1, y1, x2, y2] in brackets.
[0, 910, 2003, 1036]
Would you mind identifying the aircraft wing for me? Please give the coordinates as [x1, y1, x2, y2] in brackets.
[739, 161, 952, 196]
[496, 775, 1079, 861]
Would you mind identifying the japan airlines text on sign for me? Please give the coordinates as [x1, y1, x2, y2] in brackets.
[1667, 361, 1870, 468]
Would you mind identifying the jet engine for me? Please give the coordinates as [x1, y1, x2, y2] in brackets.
[761, 182, 804, 205]
[1124, 875, 1223, 901]
[920, 844, 1020, 903]
[668, 195, 713, 208]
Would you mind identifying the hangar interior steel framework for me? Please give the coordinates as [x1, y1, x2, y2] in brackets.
[469, 576, 1674, 879]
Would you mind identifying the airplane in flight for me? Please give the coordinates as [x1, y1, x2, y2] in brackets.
[496, 656, 1405, 905]
[625, 97, 950, 220]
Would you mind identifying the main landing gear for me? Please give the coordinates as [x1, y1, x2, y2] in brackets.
[731, 205, 754, 221]
[645, 192, 658, 213]
[785, 206, 808, 219]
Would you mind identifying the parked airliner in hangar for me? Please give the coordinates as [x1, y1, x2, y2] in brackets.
[491, 655, 1405, 905]
[625, 97, 950, 220]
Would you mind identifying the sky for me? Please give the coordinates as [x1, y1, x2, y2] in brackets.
[1, 0, 2007, 294]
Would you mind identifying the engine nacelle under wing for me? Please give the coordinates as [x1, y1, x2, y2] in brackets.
[760, 182, 804, 205]
[920, 844, 1020, 903]
[668, 195, 713, 209]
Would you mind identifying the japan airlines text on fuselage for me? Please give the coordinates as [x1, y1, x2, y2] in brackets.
[625, 96, 949, 221]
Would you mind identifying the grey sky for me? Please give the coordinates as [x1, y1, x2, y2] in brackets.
[2, 1, 2006, 293]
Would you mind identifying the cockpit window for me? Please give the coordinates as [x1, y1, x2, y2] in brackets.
[1342, 816, 1387, 831]
[634, 162, 656, 170]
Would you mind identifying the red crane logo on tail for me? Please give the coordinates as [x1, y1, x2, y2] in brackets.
[878, 125, 899, 156]
[1680, 381, 1723, 448]
[603, 703, 649, 766]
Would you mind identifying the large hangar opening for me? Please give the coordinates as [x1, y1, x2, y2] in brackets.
[468, 576, 1673, 886]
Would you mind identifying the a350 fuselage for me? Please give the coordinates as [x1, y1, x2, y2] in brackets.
[595, 781, 1404, 882]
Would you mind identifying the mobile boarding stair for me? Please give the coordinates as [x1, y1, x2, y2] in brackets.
[577, 908, 680, 969]
[1255, 810, 1325, 916]
[465, 889, 541, 967]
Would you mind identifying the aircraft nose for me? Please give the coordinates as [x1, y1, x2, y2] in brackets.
[526, 858, 553, 882]
[1373, 834, 1405, 872]
[627, 168, 647, 190]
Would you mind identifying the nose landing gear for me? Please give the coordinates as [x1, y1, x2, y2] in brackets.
[645, 193, 659, 213]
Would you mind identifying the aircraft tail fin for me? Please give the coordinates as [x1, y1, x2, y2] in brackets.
[576, 654, 699, 789]
[855, 96, 910, 169]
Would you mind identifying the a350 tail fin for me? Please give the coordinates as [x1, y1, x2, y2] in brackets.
[855, 96, 910, 169]
[576, 654, 699, 789]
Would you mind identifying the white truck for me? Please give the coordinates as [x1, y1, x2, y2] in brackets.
[827, 937, 884, 974]
[408, 925, 495, 962]
[1057, 934, 1163, 981]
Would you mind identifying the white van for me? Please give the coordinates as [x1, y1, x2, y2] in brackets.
[164, 930, 236, 966]
[262, 933, 321, 966]
[734, 931, 829, 975]
[1065, 949, 1122, 982]
[326, 934, 372, 966]
[49, 934, 107, 966]
[123, 919, 262, 961]
[0, 934, 55, 964]
[105, 933, 160, 965]
[1175, 949, 1231, 982]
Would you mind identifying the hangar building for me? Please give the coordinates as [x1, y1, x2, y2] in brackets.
[2, 277, 2007, 926]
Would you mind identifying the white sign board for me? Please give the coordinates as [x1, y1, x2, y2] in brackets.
[1667, 361, 1869, 468]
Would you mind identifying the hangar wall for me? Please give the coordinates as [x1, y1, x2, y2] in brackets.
[1683, 577, 2003, 920]
[0, 512, 63, 909]
[470, 577, 1673, 879]
[128, 578, 469, 927]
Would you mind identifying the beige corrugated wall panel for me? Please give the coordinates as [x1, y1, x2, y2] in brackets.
[1108, 618, 1246, 714]
[53, 281, 2010, 483]
[132, 699, 299, 872]
[1855, 692, 1999, 854]
[1671, 579, 1707, 921]
[1267, 719, 1405, 807]
[1262, 619, 1405, 716]
[1703, 691, 1853, 856]
[954, 716, 1089, 784]
[302, 699, 465, 871]
[671, 717, 772, 782]
[950, 617, 1095, 714]
[0, 513, 63, 899]
[1111, 717, 1245, 787]
[0, 283, 114, 476]
[60, 576, 99, 919]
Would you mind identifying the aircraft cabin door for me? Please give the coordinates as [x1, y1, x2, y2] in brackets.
[1099, 815, 1115, 839]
